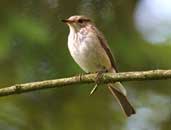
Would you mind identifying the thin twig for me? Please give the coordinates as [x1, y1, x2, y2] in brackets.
[0, 69, 171, 97]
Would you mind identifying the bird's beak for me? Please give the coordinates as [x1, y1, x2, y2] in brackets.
[61, 19, 74, 23]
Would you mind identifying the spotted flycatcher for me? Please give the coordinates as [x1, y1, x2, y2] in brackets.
[62, 15, 135, 117]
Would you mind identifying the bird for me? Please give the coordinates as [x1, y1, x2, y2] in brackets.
[62, 15, 135, 117]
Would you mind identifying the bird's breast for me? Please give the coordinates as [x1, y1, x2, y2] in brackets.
[68, 31, 111, 72]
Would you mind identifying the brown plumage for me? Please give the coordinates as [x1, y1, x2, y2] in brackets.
[63, 15, 136, 117]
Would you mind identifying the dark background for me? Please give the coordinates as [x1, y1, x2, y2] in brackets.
[0, 0, 170, 130]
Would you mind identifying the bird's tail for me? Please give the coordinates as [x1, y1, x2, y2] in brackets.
[107, 82, 135, 117]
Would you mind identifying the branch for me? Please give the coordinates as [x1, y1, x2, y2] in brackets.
[0, 69, 171, 97]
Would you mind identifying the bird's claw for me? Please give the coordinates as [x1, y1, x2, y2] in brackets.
[89, 68, 108, 96]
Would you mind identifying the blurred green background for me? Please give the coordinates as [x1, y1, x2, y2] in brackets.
[0, 0, 170, 130]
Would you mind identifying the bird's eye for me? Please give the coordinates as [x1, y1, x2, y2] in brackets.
[78, 19, 83, 23]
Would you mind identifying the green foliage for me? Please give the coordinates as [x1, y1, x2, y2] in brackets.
[0, 0, 170, 130]
[9, 15, 50, 44]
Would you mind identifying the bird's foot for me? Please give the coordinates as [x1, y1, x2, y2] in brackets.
[89, 68, 108, 96]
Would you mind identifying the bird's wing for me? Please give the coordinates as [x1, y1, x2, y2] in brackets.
[92, 26, 118, 72]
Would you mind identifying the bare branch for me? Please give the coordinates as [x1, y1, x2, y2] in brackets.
[0, 69, 171, 97]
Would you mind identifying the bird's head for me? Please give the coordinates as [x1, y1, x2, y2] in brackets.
[62, 15, 92, 32]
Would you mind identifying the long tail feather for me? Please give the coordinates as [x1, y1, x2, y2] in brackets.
[108, 83, 135, 117]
